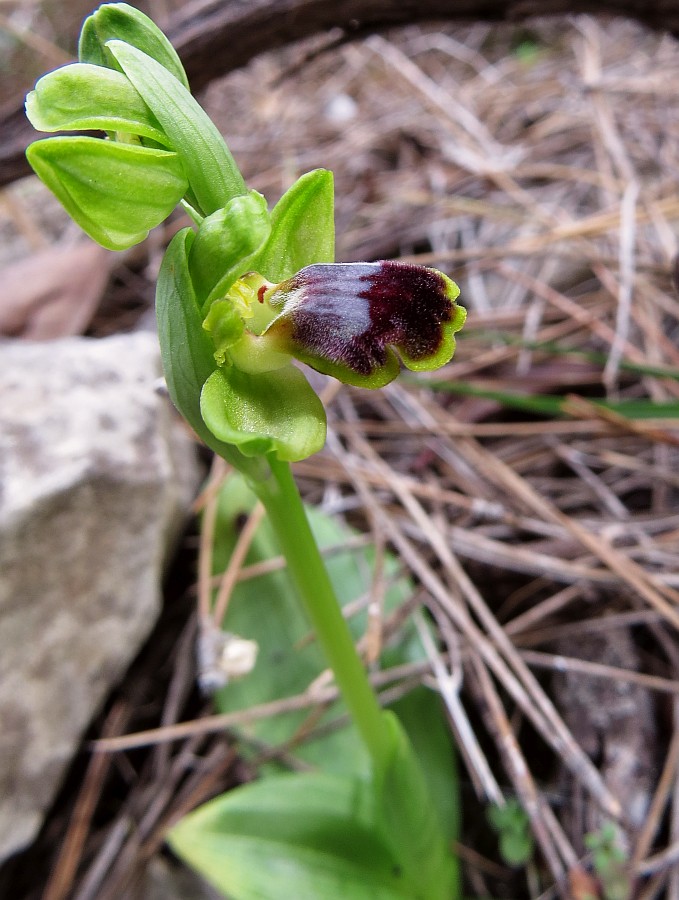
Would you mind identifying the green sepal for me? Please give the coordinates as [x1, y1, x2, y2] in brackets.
[26, 136, 187, 251]
[107, 40, 246, 215]
[78, 2, 189, 90]
[188, 191, 271, 306]
[25, 63, 169, 146]
[167, 772, 416, 900]
[156, 228, 265, 479]
[200, 366, 327, 462]
[257, 169, 335, 282]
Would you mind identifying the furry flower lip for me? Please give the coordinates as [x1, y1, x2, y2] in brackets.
[259, 261, 466, 388]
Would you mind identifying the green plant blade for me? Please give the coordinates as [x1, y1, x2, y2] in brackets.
[465, 330, 679, 381]
[25, 63, 169, 145]
[188, 191, 271, 306]
[26, 136, 187, 250]
[418, 378, 679, 420]
[156, 228, 264, 479]
[375, 712, 456, 898]
[78, 1, 189, 89]
[107, 40, 246, 214]
[390, 687, 460, 845]
[257, 169, 335, 282]
[200, 365, 327, 462]
[168, 772, 419, 900]
[211, 473, 460, 844]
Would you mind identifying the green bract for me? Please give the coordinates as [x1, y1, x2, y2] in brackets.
[106, 40, 246, 213]
[78, 1, 189, 89]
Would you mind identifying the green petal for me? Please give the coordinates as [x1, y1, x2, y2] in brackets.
[200, 366, 326, 462]
[26, 136, 187, 250]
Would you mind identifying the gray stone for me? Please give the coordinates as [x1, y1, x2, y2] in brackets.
[0, 333, 201, 862]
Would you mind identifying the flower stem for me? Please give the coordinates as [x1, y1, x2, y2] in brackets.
[252, 455, 392, 774]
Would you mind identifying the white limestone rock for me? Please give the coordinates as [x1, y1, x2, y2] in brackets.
[0, 332, 201, 862]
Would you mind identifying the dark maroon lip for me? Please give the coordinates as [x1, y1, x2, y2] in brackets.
[272, 261, 454, 377]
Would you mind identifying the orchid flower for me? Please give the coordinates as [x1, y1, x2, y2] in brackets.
[25, 7, 465, 899]
[25, 2, 464, 464]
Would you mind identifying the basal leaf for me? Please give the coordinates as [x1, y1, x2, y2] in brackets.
[374, 712, 457, 899]
[168, 772, 419, 900]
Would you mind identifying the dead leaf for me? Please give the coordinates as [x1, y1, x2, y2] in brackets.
[0, 241, 114, 339]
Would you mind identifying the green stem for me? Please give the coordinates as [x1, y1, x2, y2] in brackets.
[252, 455, 392, 774]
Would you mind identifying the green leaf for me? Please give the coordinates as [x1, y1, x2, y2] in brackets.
[156, 228, 264, 478]
[26, 136, 187, 250]
[417, 379, 679, 421]
[375, 712, 456, 898]
[26, 63, 169, 145]
[200, 365, 327, 462]
[211, 474, 460, 843]
[466, 330, 679, 381]
[107, 40, 246, 214]
[78, 2, 189, 89]
[168, 772, 419, 900]
[389, 688, 460, 844]
[175, 475, 462, 899]
[188, 191, 271, 306]
[487, 799, 534, 867]
[258, 169, 335, 282]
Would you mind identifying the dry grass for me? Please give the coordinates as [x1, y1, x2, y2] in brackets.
[3, 7, 679, 899]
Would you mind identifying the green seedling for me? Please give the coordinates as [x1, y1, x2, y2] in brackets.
[585, 822, 632, 900]
[487, 798, 535, 868]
